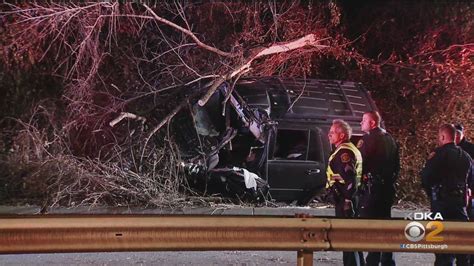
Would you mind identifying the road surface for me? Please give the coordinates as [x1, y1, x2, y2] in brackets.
[0, 251, 435, 265]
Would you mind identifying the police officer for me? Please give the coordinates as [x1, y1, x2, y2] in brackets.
[455, 123, 474, 202]
[454, 124, 474, 265]
[421, 123, 472, 266]
[327, 119, 365, 266]
[358, 111, 399, 266]
[455, 124, 474, 158]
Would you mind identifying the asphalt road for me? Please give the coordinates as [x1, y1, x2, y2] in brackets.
[0, 251, 435, 265]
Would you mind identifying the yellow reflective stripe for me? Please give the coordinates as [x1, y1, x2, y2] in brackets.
[326, 142, 362, 188]
[326, 165, 344, 188]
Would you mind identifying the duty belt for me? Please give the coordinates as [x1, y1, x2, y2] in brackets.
[431, 184, 466, 201]
[365, 173, 394, 186]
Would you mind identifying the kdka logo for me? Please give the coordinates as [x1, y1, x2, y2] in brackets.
[404, 212, 444, 242]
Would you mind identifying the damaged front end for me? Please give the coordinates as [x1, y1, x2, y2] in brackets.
[173, 81, 275, 202]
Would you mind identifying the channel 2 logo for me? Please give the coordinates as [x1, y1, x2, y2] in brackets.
[404, 212, 444, 242]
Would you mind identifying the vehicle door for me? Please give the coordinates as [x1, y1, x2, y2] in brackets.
[266, 127, 327, 203]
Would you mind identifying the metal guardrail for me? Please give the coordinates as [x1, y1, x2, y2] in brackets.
[1, 215, 473, 265]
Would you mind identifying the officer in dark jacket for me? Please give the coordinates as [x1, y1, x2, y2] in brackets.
[455, 124, 474, 206]
[455, 124, 474, 158]
[454, 124, 474, 265]
[357, 111, 399, 266]
[421, 123, 472, 266]
[327, 119, 365, 266]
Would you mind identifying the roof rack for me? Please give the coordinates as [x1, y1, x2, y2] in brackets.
[236, 77, 376, 120]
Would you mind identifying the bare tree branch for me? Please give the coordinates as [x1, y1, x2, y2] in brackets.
[198, 33, 329, 106]
[142, 4, 234, 58]
[140, 99, 189, 162]
[109, 112, 146, 127]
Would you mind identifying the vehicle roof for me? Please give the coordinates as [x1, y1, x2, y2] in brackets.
[236, 77, 378, 124]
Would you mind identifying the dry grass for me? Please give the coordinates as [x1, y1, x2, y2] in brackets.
[0, 117, 193, 209]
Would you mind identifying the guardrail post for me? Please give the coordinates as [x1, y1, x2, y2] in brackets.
[297, 249, 313, 266]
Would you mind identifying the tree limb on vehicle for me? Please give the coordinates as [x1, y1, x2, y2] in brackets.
[197, 33, 329, 106]
[143, 34, 329, 146]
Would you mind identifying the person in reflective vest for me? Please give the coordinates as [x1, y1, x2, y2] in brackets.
[327, 119, 364, 266]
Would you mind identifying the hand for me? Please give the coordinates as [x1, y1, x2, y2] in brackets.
[343, 199, 353, 211]
[362, 174, 369, 182]
[331, 174, 343, 182]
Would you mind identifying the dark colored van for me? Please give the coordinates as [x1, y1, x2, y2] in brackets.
[236, 77, 379, 203]
[177, 77, 379, 204]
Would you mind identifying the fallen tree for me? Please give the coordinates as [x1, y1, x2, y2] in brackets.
[0, 1, 472, 207]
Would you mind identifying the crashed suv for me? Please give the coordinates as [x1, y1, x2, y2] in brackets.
[174, 77, 379, 204]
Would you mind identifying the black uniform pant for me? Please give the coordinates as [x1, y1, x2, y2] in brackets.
[335, 197, 365, 266]
[359, 187, 396, 266]
[468, 186, 474, 266]
[432, 198, 469, 266]
[469, 206, 474, 266]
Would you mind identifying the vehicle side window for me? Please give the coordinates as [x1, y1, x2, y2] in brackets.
[308, 130, 323, 162]
[273, 129, 308, 160]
